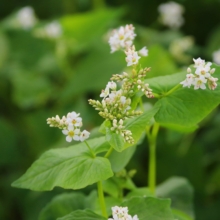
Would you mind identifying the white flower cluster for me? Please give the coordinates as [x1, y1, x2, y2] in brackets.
[108, 24, 148, 66]
[180, 58, 218, 90]
[213, 49, 220, 65]
[16, 6, 37, 29]
[108, 24, 136, 53]
[108, 206, 139, 220]
[47, 111, 90, 142]
[158, 1, 184, 29]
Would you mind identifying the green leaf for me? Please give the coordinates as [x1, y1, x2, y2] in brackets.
[124, 105, 160, 147]
[140, 44, 178, 78]
[126, 187, 153, 199]
[39, 192, 85, 220]
[108, 146, 136, 172]
[61, 8, 124, 47]
[122, 196, 175, 220]
[156, 177, 194, 218]
[57, 209, 106, 220]
[106, 127, 125, 152]
[12, 137, 113, 191]
[147, 65, 220, 130]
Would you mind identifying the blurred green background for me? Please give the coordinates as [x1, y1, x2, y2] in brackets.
[0, 0, 220, 219]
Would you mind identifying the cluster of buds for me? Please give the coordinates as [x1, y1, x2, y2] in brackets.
[47, 111, 90, 143]
[136, 79, 153, 98]
[180, 58, 218, 90]
[111, 119, 134, 144]
[108, 206, 139, 220]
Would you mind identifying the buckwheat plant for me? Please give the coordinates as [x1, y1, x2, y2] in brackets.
[12, 24, 220, 220]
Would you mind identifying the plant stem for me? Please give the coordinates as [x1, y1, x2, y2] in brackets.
[146, 122, 160, 195]
[84, 141, 96, 158]
[164, 84, 181, 97]
[97, 181, 108, 218]
[104, 146, 114, 158]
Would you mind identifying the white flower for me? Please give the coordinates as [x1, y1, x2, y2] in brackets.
[158, 1, 184, 29]
[79, 130, 90, 142]
[17, 6, 37, 29]
[108, 24, 136, 53]
[45, 21, 62, 38]
[193, 57, 205, 68]
[195, 62, 211, 80]
[100, 87, 110, 99]
[212, 49, 220, 65]
[125, 47, 141, 66]
[180, 73, 194, 88]
[193, 78, 207, 90]
[109, 206, 139, 220]
[107, 81, 117, 90]
[138, 46, 148, 56]
[62, 125, 80, 142]
[208, 77, 218, 90]
[66, 111, 82, 127]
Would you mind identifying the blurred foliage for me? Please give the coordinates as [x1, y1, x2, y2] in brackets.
[0, 0, 220, 220]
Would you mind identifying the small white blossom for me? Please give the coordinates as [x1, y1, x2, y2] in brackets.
[100, 87, 110, 99]
[62, 126, 80, 142]
[180, 73, 194, 88]
[208, 77, 218, 90]
[138, 46, 148, 56]
[66, 111, 82, 127]
[213, 49, 220, 65]
[125, 47, 141, 66]
[108, 24, 136, 53]
[108, 206, 139, 220]
[158, 1, 184, 29]
[16, 6, 37, 29]
[193, 78, 207, 90]
[193, 57, 205, 68]
[45, 21, 62, 38]
[79, 130, 90, 142]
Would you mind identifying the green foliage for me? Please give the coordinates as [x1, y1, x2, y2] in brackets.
[156, 177, 194, 218]
[39, 191, 97, 220]
[122, 197, 175, 220]
[57, 209, 105, 220]
[12, 137, 113, 191]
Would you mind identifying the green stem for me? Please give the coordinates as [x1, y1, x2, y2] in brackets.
[97, 181, 107, 218]
[164, 84, 181, 97]
[104, 146, 114, 158]
[146, 122, 160, 195]
[84, 141, 96, 158]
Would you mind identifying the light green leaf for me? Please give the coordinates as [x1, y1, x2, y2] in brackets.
[61, 8, 124, 46]
[108, 146, 136, 172]
[156, 177, 194, 218]
[39, 193, 85, 220]
[12, 137, 113, 191]
[57, 209, 106, 220]
[122, 196, 175, 220]
[126, 187, 153, 199]
[140, 44, 178, 78]
[124, 105, 160, 146]
[106, 127, 125, 152]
